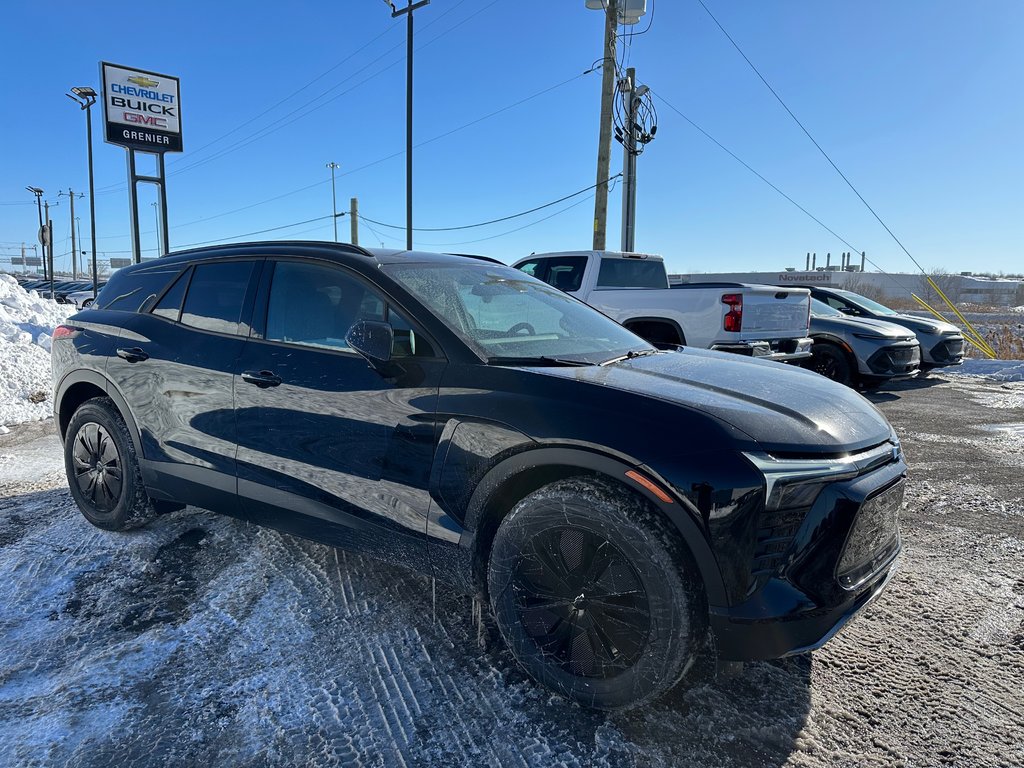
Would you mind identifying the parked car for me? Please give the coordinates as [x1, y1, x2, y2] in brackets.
[797, 286, 964, 370]
[64, 283, 106, 309]
[53, 242, 905, 710]
[801, 298, 920, 388]
[512, 251, 813, 361]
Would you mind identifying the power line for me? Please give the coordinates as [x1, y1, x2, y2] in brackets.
[96, 0, 499, 195]
[90, 66, 595, 243]
[696, 0, 927, 275]
[359, 174, 621, 232]
[652, 89, 918, 293]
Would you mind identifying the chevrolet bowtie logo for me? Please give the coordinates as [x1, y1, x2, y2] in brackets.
[127, 75, 159, 88]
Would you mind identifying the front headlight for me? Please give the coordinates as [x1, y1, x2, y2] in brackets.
[851, 331, 889, 340]
[744, 441, 900, 511]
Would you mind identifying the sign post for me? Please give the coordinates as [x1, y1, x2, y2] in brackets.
[100, 62, 182, 263]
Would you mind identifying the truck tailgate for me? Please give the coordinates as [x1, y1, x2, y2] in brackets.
[740, 286, 809, 336]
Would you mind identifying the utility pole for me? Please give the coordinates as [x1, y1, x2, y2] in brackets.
[43, 200, 59, 294]
[620, 67, 638, 252]
[26, 187, 45, 280]
[327, 162, 341, 242]
[389, 0, 430, 250]
[350, 197, 359, 245]
[592, 0, 618, 250]
[59, 189, 83, 278]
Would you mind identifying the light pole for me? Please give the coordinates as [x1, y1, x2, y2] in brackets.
[387, 0, 430, 251]
[326, 162, 340, 242]
[26, 187, 45, 279]
[67, 86, 99, 298]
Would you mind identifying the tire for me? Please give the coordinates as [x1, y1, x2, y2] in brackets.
[806, 342, 854, 387]
[64, 396, 156, 531]
[487, 477, 705, 710]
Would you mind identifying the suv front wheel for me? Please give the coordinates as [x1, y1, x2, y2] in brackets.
[64, 397, 156, 530]
[487, 477, 705, 710]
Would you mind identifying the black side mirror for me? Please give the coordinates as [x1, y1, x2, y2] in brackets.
[345, 319, 393, 367]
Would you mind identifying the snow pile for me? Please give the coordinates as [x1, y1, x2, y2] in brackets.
[0, 274, 72, 427]
[942, 358, 1024, 382]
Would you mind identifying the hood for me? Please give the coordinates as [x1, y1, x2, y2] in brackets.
[811, 314, 917, 340]
[536, 348, 894, 454]
[883, 314, 961, 336]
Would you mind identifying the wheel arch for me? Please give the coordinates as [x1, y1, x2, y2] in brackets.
[55, 371, 143, 458]
[622, 317, 686, 346]
[810, 334, 859, 371]
[462, 446, 727, 606]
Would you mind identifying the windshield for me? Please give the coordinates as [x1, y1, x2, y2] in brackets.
[811, 298, 843, 317]
[842, 291, 899, 316]
[384, 262, 654, 364]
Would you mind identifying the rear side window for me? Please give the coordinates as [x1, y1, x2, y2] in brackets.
[596, 258, 667, 289]
[96, 264, 184, 312]
[151, 268, 191, 321]
[180, 261, 256, 335]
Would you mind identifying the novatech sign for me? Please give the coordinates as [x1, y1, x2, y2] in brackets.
[101, 62, 182, 153]
[778, 271, 833, 284]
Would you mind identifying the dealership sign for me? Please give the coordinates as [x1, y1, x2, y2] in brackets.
[101, 62, 182, 153]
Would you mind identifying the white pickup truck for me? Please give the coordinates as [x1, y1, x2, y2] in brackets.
[511, 250, 813, 361]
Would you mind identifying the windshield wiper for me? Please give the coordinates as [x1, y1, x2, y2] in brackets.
[599, 348, 659, 366]
[488, 356, 596, 367]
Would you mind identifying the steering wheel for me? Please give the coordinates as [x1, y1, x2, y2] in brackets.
[507, 322, 536, 336]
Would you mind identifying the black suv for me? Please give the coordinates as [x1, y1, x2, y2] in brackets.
[52, 242, 906, 710]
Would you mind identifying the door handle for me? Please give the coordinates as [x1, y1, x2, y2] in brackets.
[116, 347, 149, 363]
[241, 370, 282, 388]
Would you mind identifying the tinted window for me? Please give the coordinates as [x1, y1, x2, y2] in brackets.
[515, 256, 587, 292]
[96, 265, 184, 312]
[596, 258, 667, 289]
[151, 267, 191, 321]
[265, 261, 430, 357]
[180, 261, 256, 335]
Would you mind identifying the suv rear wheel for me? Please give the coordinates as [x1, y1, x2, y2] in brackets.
[64, 397, 155, 530]
[487, 477, 704, 710]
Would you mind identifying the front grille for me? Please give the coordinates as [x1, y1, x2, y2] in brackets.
[867, 345, 921, 375]
[750, 508, 805, 583]
[836, 480, 904, 590]
[929, 337, 965, 363]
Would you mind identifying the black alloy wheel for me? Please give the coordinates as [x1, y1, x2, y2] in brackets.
[64, 397, 156, 531]
[488, 477, 705, 710]
[808, 343, 854, 387]
[71, 422, 123, 513]
[511, 526, 651, 679]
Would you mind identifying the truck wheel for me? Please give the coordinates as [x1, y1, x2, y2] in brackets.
[487, 477, 704, 710]
[807, 343, 854, 387]
[64, 397, 156, 531]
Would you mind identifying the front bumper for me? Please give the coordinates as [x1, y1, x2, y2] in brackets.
[711, 336, 813, 362]
[921, 334, 965, 366]
[710, 557, 898, 661]
[864, 343, 921, 378]
[710, 452, 905, 661]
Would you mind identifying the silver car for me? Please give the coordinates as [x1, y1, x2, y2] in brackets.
[802, 298, 920, 388]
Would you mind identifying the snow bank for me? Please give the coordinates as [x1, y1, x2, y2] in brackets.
[942, 358, 1024, 382]
[0, 274, 71, 427]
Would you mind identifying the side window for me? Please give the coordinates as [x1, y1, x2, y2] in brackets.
[151, 267, 191, 321]
[97, 265, 184, 312]
[546, 257, 587, 292]
[516, 260, 545, 279]
[824, 295, 847, 311]
[265, 261, 435, 357]
[180, 261, 256, 335]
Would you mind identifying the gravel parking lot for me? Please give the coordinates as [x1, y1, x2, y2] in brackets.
[0, 372, 1021, 768]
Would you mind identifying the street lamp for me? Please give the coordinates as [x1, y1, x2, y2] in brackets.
[326, 162, 340, 242]
[25, 186, 45, 279]
[67, 85, 99, 299]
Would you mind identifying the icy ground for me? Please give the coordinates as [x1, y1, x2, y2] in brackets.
[0, 377, 1022, 766]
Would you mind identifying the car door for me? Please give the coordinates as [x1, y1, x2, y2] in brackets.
[233, 257, 446, 559]
[105, 258, 262, 513]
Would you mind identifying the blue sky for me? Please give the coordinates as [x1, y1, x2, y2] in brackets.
[1, 0, 1021, 276]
